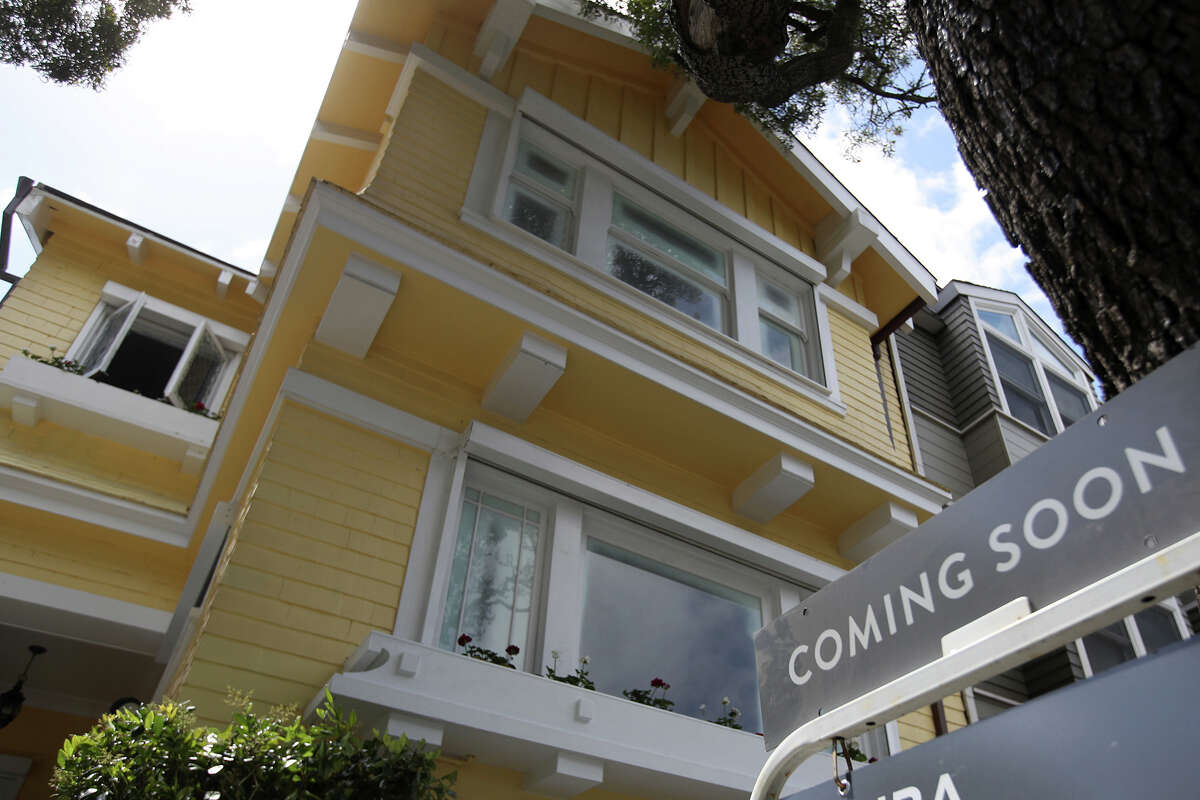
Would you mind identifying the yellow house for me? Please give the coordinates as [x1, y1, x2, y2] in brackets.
[0, 1, 975, 797]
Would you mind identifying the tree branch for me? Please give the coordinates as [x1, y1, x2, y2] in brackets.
[841, 73, 935, 103]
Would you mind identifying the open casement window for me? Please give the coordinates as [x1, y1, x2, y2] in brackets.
[78, 293, 146, 378]
[436, 462, 808, 736]
[68, 281, 247, 412]
[165, 322, 228, 409]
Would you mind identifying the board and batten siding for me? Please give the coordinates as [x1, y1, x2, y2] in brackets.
[936, 297, 999, 429]
[168, 402, 427, 727]
[361, 68, 912, 469]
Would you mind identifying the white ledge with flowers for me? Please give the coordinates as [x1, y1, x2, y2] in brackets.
[308, 631, 831, 800]
[0, 355, 217, 474]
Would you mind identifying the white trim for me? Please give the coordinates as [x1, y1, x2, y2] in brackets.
[344, 30, 409, 63]
[311, 120, 383, 152]
[0, 571, 170, 655]
[390, 43, 517, 119]
[888, 334, 923, 477]
[308, 184, 948, 512]
[17, 188, 251, 278]
[751, 529, 1200, 800]
[463, 420, 844, 586]
[0, 356, 219, 467]
[155, 502, 233, 662]
[0, 463, 188, 545]
[815, 283, 878, 330]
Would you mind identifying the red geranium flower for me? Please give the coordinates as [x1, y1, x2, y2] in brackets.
[505, 644, 520, 656]
[457, 633, 472, 646]
[650, 677, 664, 688]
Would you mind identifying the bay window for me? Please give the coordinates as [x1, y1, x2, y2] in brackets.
[436, 462, 802, 735]
[976, 303, 1095, 435]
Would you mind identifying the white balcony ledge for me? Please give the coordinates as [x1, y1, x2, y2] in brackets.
[0, 356, 217, 473]
[311, 633, 830, 800]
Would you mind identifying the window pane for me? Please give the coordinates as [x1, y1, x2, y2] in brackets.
[505, 184, 572, 249]
[1032, 336, 1075, 376]
[973, 694, 1016, 721]
[580, 537, 763, 733]
[1002, 382, 1053, 434]
[979, 309, 1020, 341]
[514, 140, 577, 199]
[611, 196, 725, 286]
[80, 300, 135, 375]
[988, 334, 1041, 395]
[758, 280, 802, 327]
[1047, 373, 1090, 428]
[441, 489, 541, 670]
[175, 326, 225, 408]
[760, 316, 806, 374]
[606, 239, 725, 331]
[1082, 621, 1135, 675]
[1133, 606, 1182, 655]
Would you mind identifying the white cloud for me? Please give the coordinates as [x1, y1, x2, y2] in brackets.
[801, 111, 1072, 342]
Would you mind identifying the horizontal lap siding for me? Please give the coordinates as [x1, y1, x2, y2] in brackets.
[963, 415, 1011, 485]
[997, 414, 1048, 464]
[895, 327, 955, 420]
[937, 298, 998, 429]
[170, 403, 428, 726]
[363, 69, 912, 470]
[912, 414, 974, 498]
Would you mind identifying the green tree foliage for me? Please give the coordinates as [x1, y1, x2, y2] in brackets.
[0, 0, 189, 88]
[51, 694, 456, 800]
[581, 0, 933, 149]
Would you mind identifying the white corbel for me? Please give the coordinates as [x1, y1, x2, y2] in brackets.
[665, 77, 707, 137]
[473, 0, 536, 80]
[837, 500, 918, 562]
[481, 332, 567, 423]
[814, 207, 879, 288]
[732, 452, 815, 523]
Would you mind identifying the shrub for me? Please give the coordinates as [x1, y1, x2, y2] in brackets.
[52, 692, 455, 800]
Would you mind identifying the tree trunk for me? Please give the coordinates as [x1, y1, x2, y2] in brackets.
[907, 0, 1200, 397]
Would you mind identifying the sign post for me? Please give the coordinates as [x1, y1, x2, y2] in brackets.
[751, 346, 1200, 799]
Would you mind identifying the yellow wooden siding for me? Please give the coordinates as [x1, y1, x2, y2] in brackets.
[897, 693, 969, 750]
[0, 501, 188, 610]
[170, 402, 428, 726]
[0, 229, 259, 507]
[0, 705, 96, 800]
[362, 70, 912, 471]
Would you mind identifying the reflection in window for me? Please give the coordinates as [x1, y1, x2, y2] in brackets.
[978, 309, 1020, 340]
[1133, 606, 1183, 655]
[1081, 621, 1135, 675]
[504, 141, 578, 250]
[1047, 373, 1090, 428]
[987, 333, 1053, 434]
[579, 537, 763, 732]
[606, 240, 725, 331]
[439, 486, 541, 670]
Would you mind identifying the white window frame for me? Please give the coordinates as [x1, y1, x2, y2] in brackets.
[1077, 597, 1192, 678]
[463, 91, 846, 412]
[67, 281, 248, 411]
[434, 460, 803, 711]
[972, 298, 1096, 436]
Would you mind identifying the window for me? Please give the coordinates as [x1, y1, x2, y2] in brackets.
[1078, 600, 1190, 677]
[437, 462, 804, 735]
[68, 282, 246, 412]
[976, 303, 1094, 435]
[487, 118, 827, 388]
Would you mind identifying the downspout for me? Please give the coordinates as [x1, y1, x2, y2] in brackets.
[869, 296, 927, 447]
[0, 176, 35, 309]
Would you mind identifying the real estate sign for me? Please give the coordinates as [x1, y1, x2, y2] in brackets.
[755, 345, 1200, 748]
[782, 637, 1200, 800]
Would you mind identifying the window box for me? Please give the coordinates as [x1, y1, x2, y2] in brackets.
[0, 355, 218, 473]
[322, 633, 832, 798]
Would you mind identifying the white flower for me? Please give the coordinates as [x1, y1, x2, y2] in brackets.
[721, 697, 730, 705]
[731, 707, 741, 717]
[551, 650, 561, 660]
[699, 704, 707, 712]
[580, 655, 590, 664]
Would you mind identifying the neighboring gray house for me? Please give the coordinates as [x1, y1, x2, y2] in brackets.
[895, 279, 1195, 722]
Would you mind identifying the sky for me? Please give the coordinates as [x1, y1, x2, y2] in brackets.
[0, 0, 1068, 344]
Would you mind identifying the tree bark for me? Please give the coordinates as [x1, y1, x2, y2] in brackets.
[908, 0, 1200, 397]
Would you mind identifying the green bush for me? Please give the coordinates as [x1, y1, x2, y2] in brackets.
[52, 692, 456, 800]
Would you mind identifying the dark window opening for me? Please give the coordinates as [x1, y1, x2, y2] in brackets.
[95, 331, 182, 399]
